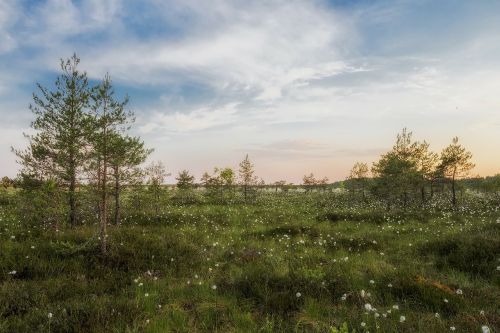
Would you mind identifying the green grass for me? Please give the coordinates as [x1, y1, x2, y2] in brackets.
[0, 193, 499, 332]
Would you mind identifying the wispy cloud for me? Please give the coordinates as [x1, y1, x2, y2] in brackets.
[139, 102, 240, 134]
[0, 0, 19, 54]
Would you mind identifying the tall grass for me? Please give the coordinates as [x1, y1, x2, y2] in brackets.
[0, 192, 499, 332]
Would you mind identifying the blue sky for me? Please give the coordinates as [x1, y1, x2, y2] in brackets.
[1, 0, 499, 182]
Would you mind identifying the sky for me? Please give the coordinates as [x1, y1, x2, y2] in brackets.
[0, 0, 499, 183]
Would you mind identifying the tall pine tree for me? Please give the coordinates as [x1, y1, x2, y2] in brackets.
[89, 74, 131, 254]
[14, 54, 91, 226]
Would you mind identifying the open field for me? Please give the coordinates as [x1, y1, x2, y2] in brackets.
[1, 192, 499, 333]
[3, 1, 500, 332]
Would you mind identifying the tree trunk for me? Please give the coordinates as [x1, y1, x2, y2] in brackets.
[69, 170, 76, 226]
[96, 158, 101, 220]
[451, 172, 456, 208]
[100, 187, 107, 254]
[68, 90, 77, 227]
[100, 160, 108, 255]
[100, 103, 108, 255]
[154, 186, 160, 220]
[114, 166, 120, 225]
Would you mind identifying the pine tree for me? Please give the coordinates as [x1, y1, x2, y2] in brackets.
[1, 177, 14, 189]
[176, 170, 195, 189]
[13, 54, 91, 226]
[273, 180, 287, 192]
[109, 134, 150, 225]
[348, 162, 369, 201]
[200, 172, 212, 187]
[238, 155, 257, 200]
[89, 74, 132, 254]
[146, 161, 170, 216]
[414, 141, 438, 204]
[372, 129, 420, 209]
[220, 168, 235, 187]
[302, 173, 317, 192]
[438, 137, 475, 207]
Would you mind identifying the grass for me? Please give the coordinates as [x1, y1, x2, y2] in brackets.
[0, 192, 499, 332]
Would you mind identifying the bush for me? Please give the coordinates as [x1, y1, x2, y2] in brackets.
[419, 236, 500, 280]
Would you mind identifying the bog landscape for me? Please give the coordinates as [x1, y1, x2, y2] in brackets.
[1, 1, 499, 333]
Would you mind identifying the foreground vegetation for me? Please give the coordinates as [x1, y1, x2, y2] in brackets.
[1, 190, 499, 333]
